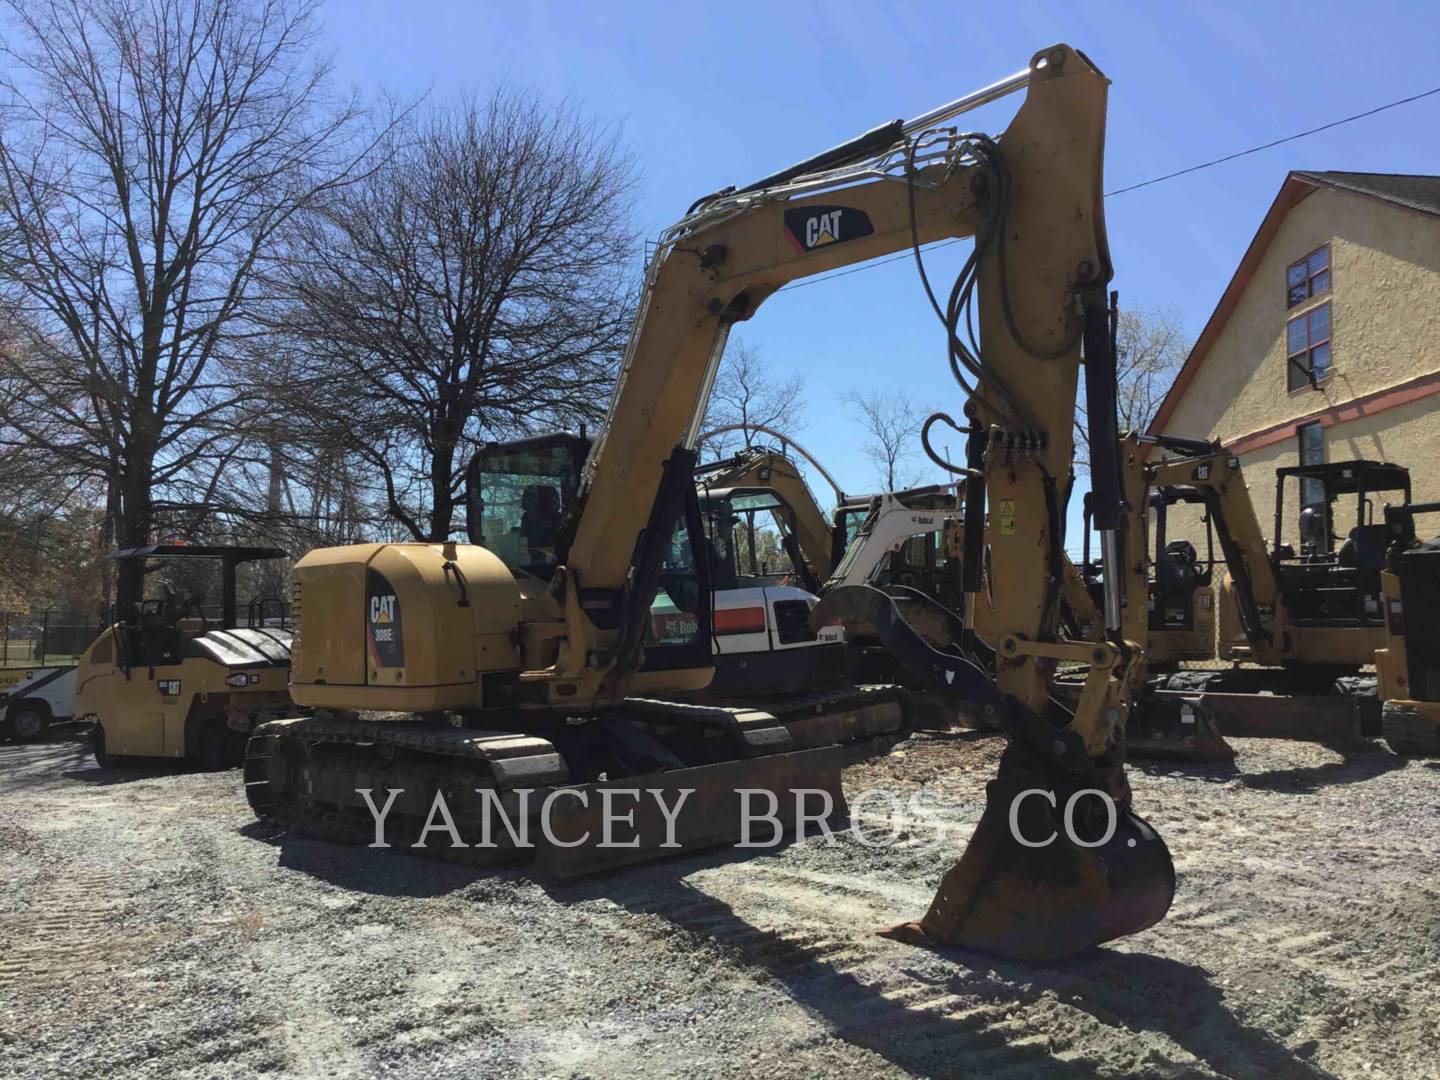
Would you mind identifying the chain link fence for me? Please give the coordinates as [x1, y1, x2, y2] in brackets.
[0, 611, 103, 667]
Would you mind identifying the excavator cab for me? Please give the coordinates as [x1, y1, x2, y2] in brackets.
[1273, 461, 1411, 627]
[830, 498, 874, 570]
[1148, 489, 1216, 645]
[697, 486, 814, 590]
[464, 433, 589, 576]
[465, 431, 712, 667]
[1079, 487, 1216, 663]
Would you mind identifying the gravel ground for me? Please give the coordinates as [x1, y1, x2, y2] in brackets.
[1, 728, 1437, 1079]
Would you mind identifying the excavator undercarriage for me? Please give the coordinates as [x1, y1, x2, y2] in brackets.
[246, 686, 906, 876]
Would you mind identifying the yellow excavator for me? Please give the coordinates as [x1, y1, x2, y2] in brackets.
[1363, 500, 1440, 756]
[1058, 446, 1414, 752]
[246, 44, 1175, 961]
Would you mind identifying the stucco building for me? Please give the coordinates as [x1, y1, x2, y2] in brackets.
[1148, 171, 1440, 545]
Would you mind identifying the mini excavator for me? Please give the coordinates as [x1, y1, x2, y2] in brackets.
[1376, 501, 1440, 756]
[1059, 445, 1417, 754]
[246, 44, 1176, 961]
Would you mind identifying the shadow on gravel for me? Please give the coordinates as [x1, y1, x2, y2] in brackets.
[240, 821, 489, 899]
[1134, 759, 1242, 783]
[907, 727, 1000, 745]
[1232, 748, 1404, 794]
[550, 865, 1332, 1078]
[0, 725, 88, 748]
[0, 738, 96, 790]
[1136, 744, 1405, 794]
[551, 870, 1091, 1077]
[1048, 949, 1336, 1079]
[63, 758, 194, 784]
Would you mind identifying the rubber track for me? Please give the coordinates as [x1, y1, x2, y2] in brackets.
[243, 687, 909, 862]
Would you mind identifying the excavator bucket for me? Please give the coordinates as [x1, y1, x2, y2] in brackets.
[817, 587, 1177, 960]
[883, 747, 1176, 961]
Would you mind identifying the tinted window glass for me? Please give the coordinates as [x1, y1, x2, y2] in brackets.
[649, 516, 705, 648]
[1287, 301, 1331, 392]
[474, 444, 579, 571]
[1288, 317, 1308, 355]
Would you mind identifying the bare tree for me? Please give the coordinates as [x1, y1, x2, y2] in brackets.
[0, 0, 375, 606]
[266, 91, 636, 541]
[844, 388, 926, 491]
[0, 312, 108, 610]
[1074, 305, 1190, 469]
[698, 340, 806, 459]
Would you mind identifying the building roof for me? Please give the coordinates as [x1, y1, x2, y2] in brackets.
[1295, 171, 1440, 219]
[1146, 170, 1440, 441]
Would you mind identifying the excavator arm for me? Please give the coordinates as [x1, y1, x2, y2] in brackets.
[548, 47, 1121, 712]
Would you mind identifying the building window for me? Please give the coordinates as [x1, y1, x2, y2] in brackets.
[1287, 244, 1330, 308]
[1286, 301, 1331, 391]
[1299, 420, 1325, 512]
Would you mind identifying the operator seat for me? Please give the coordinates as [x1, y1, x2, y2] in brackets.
[1157, 540, 1199, 597]
[1342, 523, 1391, 610]
[1299, 506, 1328, 559]
[519, 484, 562, 558]
[137, 595, 183, 665]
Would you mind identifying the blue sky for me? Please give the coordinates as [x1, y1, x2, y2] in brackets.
[322, 0, 1440, 538]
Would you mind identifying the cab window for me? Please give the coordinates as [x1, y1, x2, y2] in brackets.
[473, 444, 579, 572]
[649, 511, 706, 651]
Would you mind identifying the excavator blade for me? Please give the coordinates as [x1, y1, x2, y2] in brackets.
[535, 748, 848, 878]
[1124, 696, 1234, 762]
[883, 748, 1175, 961]
[248, 690, 904, 878]
[1051, 677, 1236, 763]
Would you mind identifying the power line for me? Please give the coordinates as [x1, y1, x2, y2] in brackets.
[1106, 84, 1440, 197]
[776, 82, 1440, 293]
